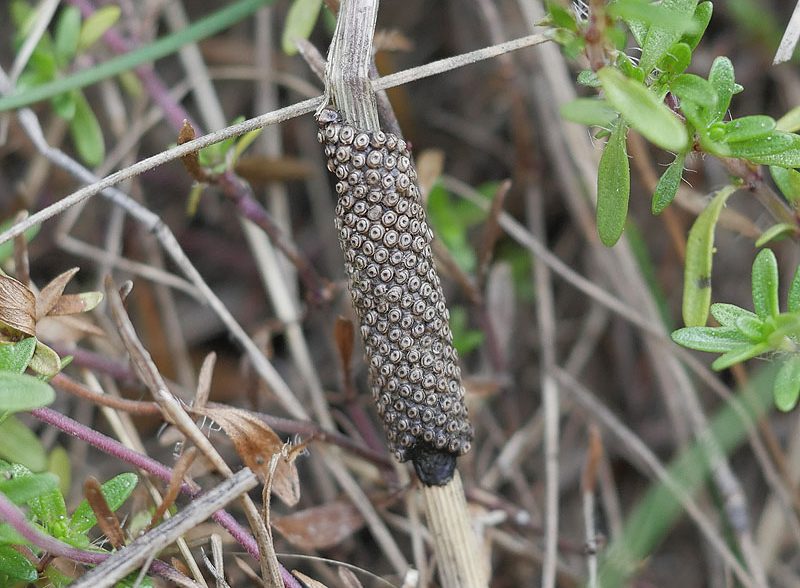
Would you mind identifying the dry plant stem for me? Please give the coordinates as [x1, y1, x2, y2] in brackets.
[0, 32, 550, 246]
[105, 278, 276, 584]
[70, 469, 258, 588]
[775, 0, 800, 64]
[552, 368, 756, 586]
[421, 471, 488, 586]
[526, 183, 560, 588]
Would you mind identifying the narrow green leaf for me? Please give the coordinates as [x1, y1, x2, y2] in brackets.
[752, 248, 781, 320]
[54, 6, 81, 67]
[0, 472, 58, 505]
[774, 355, 800, 411]
[597, 119, 630, 246]
[770, 166, 800, 205]
[282, 0, 323, 55]
[682, 1, 712, 49]
[0, 0, 274, 112]
[658, 42, 692, 76]
[0, 544, 37, 581]
[0, 416, 47, 471]
[69, 91, 105, 166]
[722, 115, 776, 143]
[789, 266, 800, 313]
[78, 5, 121, 51]
[0, 372, 55, 412]
[560, 98, 618, 127]
[28, 341, 61, 378]
[671, 326, 752, 352]
[638, 0, 699, 73]
[652, 151, 686, 214]
[711, 341, 770, 370]
[734, 315, 763, 340]
[70, 472, 138, 534]
[725, 132, 800, 166]
[682, 185, 738, 326]
[671, 73, 717, 128]
[708, 56, 735, 123]
[0, 338, 37, 374]
[710, 303, 759, 328]
[755, 223, 796, 247]
[777, 104, 800, 132]
[598, 67, 688, 152]
[48, 446, 71, 498]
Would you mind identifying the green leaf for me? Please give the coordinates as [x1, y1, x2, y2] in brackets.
[734, 315, 764, 340]
[0, 544, 37, 581]
[652, 151, 686, 214]
[560, 98, 618, 127]
[755, 223, 796, 247]
[54, 6, 81, 67]
[711, 341, 770, 370]
[282, 0, 322, 54]
[577, 70, 601, 87]
[70, 472, 138, 534]
[638, 0, 699, 73]
[48, 446, 71, 498]
[775, 355, 800, 411]
[728, 132, 800, 167]
[69, 91, 105, 166]
[0, 338, 37, 374]
[29, 485, 68, 538]
[671, 73, 717, 127]
[0, 372, 55, 413]
[789, 266, 800, 313]
[449, 306, 484, 356]
[78, 5, 121, 51]
[710, 303, 759, 328]
[0, 472, 58, 505]
[682, 1, 712, 49]
[708, 56, 735, 124]
[778, 105, 800, 133]
[682, 184, 738, 326]
[51, 91, 77, 121]
[658, 42, 692, 76]
[0, 219, 38, 264]
[671, 326, 752, 352]
[770, 166, 800, 206]
[546, 1, 578, 31]
[28, 341, 61, 378]
[596, 119, 630, 247]
[598, 67, 688, 152]
[721, 115, 776, 143]
[0, 416, 47, 471]
[752, 248, 780, 320]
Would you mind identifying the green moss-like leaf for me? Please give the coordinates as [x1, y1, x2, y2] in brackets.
[682, 185, 738, 326]
[708, 56, 735, 124]
[711, 341, 770, 370]
[0, 416, 47, 471]
[0, 544, 37, 582]
[598, 67, 688, 152]
[78, 5, 121, 51]
[710, 303, 759, 328]
[638, 0, 699, 73]
[0, 338, 37, 374]
[597, 119, 630, 246]
[770, 166, 800, 206]
[755, 223, 796, 247]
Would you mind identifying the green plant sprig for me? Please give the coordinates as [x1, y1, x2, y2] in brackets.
[672, 248, 800, 411]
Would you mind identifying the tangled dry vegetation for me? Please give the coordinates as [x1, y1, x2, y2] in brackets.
[2, 0, 800, 587]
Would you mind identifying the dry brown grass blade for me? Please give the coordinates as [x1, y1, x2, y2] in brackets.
[149, 447, 198, 530]
[83, 476, 126, 550]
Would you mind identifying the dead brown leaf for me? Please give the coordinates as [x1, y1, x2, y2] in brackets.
[84, 476, 125, 550]
[47, 292, 103, 316]
[36, 267, 80, 320]
[272, 499, 366, 550]
[338, 566, 365, 588]
[192, 405, 300, 506]
[0, 274, 36, 337]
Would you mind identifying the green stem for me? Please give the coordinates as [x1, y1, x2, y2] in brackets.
[0, 0, 273, 112]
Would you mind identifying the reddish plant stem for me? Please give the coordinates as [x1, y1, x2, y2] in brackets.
[28, 407, 303, 588]
[0, 491, 199, 585]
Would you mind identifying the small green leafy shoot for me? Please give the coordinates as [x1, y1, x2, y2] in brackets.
[673, 248, 800, 411]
